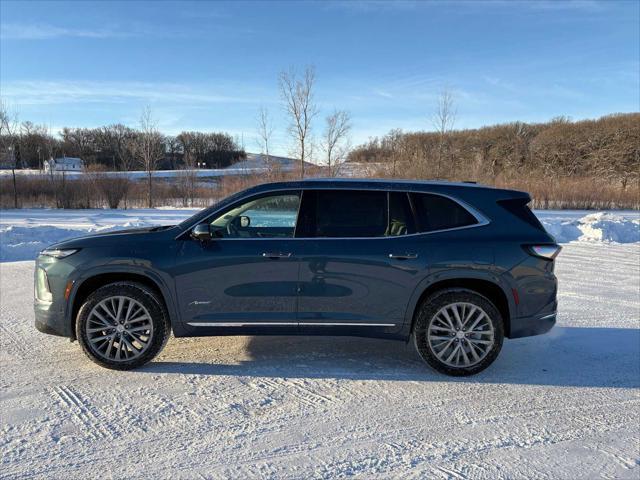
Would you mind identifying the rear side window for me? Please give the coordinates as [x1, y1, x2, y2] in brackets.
[299, 190, 388, 237]
[497, 198, 545, 231]
[411, 193, 478, 232]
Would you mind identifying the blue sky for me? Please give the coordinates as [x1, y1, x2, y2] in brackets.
[1, 0, 638, 156]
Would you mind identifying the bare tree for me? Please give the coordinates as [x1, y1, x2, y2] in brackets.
[322, 110, 351, 176]
[0, 101, 20, 208]
[279, 66, 317, 178]
[256, 106, 274, 169]
[132, 107, 164, 208]
[432, 89, 456, 177]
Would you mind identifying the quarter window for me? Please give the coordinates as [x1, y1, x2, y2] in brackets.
[209, 193, 300, 238]
[411, 193, 478, 232]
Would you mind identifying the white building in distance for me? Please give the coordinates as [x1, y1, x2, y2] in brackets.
[44, 157, 84, 173]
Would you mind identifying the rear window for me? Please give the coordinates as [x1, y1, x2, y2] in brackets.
[411, 193, 478, 232]
[497, 198, 545, 231]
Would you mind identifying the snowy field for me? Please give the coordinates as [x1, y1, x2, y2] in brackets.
[0, 208, 639, 478]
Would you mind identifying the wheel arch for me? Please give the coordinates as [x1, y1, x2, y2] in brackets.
[67, 270, 175, 340]
[405, 276, 513, 338]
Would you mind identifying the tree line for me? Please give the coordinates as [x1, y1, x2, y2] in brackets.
[0, 111, 245, 172]
[348, 112, 639, 190]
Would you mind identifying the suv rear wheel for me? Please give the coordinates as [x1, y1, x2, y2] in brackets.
[76, 282, 170, 370]
[413, 289, 504, 376]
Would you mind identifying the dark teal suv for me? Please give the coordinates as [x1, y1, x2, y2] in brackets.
[35, 179, 560, 376]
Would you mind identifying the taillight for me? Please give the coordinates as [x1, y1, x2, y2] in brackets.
[527, 244, 562, 260]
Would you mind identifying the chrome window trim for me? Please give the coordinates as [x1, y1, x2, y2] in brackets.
[177, 186, 490, 241]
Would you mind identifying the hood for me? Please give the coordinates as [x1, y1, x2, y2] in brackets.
[48, 225, 177, 250]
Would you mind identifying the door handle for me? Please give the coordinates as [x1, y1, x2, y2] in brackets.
[388, 253, 418, 260]
[262, 252, 292, 259]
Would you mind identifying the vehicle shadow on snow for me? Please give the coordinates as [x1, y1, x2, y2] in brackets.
[144, 326, 640, 389]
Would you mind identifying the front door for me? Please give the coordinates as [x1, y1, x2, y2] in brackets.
[174, 191, 302, 333]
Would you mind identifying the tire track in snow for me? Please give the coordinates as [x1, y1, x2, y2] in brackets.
[252, 378, 335, 409]
[50, 385, 112, 441]
[0, 323, 31, 360]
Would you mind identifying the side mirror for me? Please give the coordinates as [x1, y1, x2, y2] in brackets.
[191, 223, 212, 242]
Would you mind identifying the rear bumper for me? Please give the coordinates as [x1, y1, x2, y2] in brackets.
[509, 309, 557, 338]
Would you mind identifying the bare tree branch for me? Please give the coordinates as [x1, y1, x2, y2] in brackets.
[1, 100, 20, 207]
[323, 110, 351, 177]
[256, 106, 275, 175]
[432, 89, 456, 178]
[131, 106, 164, 208]
[279, 66, 317, 178]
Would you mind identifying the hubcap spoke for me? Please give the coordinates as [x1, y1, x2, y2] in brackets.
[86, 296, 153, 362]
[427, 302, 495, 368]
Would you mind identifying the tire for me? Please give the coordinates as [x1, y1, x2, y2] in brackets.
[76, 282, 170, 370]
[413, 289, 504, 376]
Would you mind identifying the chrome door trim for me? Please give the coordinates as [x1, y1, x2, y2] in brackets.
[302, 322, 396, 327]
[186, 322, 396, 327]
[187, 322, 297, 327]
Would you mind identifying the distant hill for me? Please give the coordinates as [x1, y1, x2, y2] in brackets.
[228, 153, 314, 171]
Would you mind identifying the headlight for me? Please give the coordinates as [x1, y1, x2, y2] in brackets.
[36, 268, 53, 302]
[40, 248, 79, 259]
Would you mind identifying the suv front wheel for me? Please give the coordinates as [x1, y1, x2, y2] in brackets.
[413, 289, 504, 376]
[76, 282, 170, 370]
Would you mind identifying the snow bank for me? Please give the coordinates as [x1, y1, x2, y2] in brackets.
[0, 209, 638, 262]
[0, 209, 196, 262]
[538, 212, 640, 244]
[0, 224, 143, 262]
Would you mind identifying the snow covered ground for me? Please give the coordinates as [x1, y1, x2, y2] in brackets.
[1, 208, 638, 262]
[0, 240, 638, 478]
[0, 207, 639, 477]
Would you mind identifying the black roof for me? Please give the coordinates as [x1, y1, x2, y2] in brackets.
[244, 178, 529, 201]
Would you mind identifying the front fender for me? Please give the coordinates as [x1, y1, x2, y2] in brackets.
[65, 262, 180, 336]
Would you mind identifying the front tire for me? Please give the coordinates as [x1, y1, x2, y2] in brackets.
[413, 289, 504, 376]
[76, 282, 170, 370]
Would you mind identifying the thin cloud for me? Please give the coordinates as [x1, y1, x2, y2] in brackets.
[372, 89, 394, 99]
[326, 0, 607, 14]
[1, 80, 262, 106]
[0, 23, 132, 40]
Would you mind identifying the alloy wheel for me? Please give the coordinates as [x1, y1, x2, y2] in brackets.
[426, 302, 495, 368]
[85, 296, 154, 362]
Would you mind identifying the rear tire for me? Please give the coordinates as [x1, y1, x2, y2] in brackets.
[76, 282, 170, 370]
[413, 289, 504, 376]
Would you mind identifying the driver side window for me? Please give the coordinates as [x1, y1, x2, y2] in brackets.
[210, 193, 301, 238]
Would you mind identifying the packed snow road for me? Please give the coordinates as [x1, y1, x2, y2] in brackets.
[0, 242, 638, 479]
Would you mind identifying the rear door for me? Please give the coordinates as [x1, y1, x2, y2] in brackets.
[296, 189, 423, 335]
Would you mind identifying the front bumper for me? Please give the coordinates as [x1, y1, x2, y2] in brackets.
[34, 299, 71, 337]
